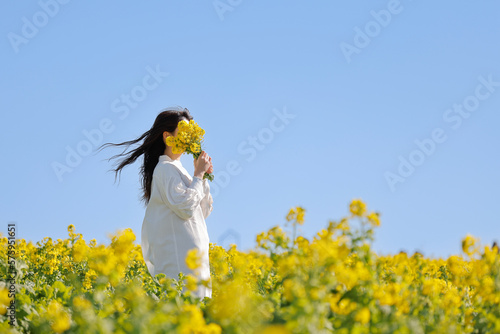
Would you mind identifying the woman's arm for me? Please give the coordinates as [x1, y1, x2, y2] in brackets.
[159, 165, 205, 220]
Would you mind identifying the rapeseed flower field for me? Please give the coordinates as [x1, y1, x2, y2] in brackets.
[1, 199, 499, 333]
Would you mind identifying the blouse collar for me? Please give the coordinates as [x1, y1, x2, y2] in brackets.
[159, 155, 182, 164]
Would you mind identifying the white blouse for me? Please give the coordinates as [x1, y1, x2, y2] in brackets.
[141, 154, 213, 299]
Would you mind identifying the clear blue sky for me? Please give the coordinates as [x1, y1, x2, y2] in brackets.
[1, 1, 499, 258]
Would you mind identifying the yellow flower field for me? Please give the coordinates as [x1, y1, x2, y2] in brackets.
[1, 200, 499, 333]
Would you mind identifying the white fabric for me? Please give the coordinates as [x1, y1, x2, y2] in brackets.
[141, 154, 213, 299]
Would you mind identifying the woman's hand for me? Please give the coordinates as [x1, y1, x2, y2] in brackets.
[206, 156, 213, 174]
[194, 151, 211, 179]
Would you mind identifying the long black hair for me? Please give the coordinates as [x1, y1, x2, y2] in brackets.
[97, 107, 193, 205]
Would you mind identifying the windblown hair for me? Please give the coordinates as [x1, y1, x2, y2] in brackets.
[97, 107, 193, 205]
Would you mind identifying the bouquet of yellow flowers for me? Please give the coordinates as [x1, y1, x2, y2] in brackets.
[165, 119, 214, 181]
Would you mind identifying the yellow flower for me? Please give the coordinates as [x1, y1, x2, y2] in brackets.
[178, 304, 207, 334]
[178, 120, 190, 132]
[72, 295, 92, 311]
[328, 293, 357, 315]
[367, 212, 380, 227]
[286, 208, 296, 222]
[186, 248, 202, 270]
[285, 206, 306, 225]
[83, 269, 97, 290]
[165, 120, 206, 156]
[261, 324, 291, 334]
[205, 323, 222, 334]
[422, 278, 445, 296]
[172, 145, 185, 154]
[296, 207, 305, 225]
[0, 287, 11, 315]
[354, 307, 371, 324]
[462, 234, 479, 256]
[113, 298, 126, 313]
[88, 244, 116, 276]
[349, 199, 366, 216]
[190, 142, 201, 153]
[165, 136, 175, 146]
[185, 274, 198, 291]
[72, 238, 89, 262]
[282, 279, 294, 301]
[110, 228, 136, 265]
[47, 300, 71, 333]
[163, 119, 212, 180]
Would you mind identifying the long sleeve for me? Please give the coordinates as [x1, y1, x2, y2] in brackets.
[200, 179, 214, 219]
[159, 165, 205, 220]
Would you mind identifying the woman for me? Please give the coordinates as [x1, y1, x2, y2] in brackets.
[98, 107, 214, 299]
